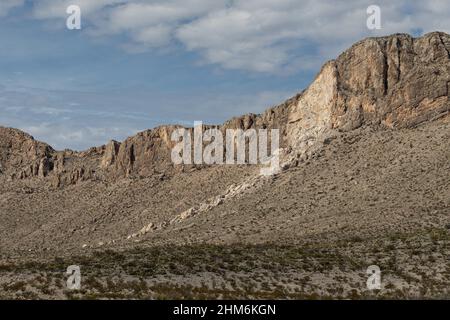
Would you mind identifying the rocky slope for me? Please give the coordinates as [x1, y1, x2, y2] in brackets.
[0, 31, 448, 248]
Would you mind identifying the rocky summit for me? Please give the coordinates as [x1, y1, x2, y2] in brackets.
[0, 32, 449, 299]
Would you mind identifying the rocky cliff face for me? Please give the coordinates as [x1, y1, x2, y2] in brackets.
[0, 127, 55, 179]
[1, 32, 449, 185]
[280, 32, 450, 151]
[332, 32, 450, 130]
[221, 32, 450, 152]
[100, 125, 181, 178]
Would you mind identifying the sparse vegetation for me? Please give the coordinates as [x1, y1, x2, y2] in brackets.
[1, 226, 449, 299]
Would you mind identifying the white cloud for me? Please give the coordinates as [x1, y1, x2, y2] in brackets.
[130, 24, 172, 48]
[175, 0, 450, 73]
[5, 0, 450, 73]
[86, 0, 226, 51]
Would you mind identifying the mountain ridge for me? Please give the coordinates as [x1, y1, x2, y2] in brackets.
[1, 31, 449, 185]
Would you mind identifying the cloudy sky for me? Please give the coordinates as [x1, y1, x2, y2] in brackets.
[0, 0, 449, 150]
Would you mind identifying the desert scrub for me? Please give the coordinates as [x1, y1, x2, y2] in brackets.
[1, 229, 449, 300]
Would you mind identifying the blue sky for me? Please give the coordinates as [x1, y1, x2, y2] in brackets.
[0, 0, 449, 150]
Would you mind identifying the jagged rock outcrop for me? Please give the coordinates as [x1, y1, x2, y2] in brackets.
[100, 140, 121, 168]
[0, 127, 55, 179]
[102, 125, 181, 177]
[0, 127, 102, 185]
